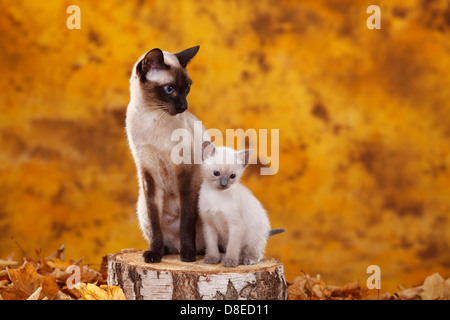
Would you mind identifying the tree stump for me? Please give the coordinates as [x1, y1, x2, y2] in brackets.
[107, 249, 287, 300]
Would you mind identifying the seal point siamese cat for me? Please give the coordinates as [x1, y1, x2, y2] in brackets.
[199, 141, 285, 267]
[126, 46, 208, 263]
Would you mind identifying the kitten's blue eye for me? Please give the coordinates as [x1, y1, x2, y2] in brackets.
[213, 171, 220, 176]
[164, 85, 174, 94]
[185, 85, 190, 94]
[230, 174, 236, 179]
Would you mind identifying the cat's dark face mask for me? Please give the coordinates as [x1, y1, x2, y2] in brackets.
[136, 46, 199, 116]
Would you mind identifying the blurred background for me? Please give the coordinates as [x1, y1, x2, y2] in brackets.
[1, 0, 449, 293]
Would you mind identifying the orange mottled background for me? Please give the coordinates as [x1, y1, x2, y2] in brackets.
[1, 0, 449, 293]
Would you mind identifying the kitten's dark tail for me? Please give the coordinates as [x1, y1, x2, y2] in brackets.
[269, 228, 286, 237]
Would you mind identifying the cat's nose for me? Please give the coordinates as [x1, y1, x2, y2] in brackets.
[220, 178, 228, 188]
[176, 104, 188, 113]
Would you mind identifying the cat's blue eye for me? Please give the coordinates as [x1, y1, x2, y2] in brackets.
[185, 85, 190, 94]
[164, 85, 174, 94]
[230, 174, 236, 179]
[213, 171, 220, 176]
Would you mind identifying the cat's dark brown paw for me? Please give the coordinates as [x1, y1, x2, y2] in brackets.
[142, 250, 163, 263]
[222, 258, 238, 268]
[204, 255, 220, 264]
[180, 248, 196, 262]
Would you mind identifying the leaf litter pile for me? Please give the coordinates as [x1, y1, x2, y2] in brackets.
[287, 272, 450, 300]
[1, 244, 449, 300]
[0, 244, 125, 300]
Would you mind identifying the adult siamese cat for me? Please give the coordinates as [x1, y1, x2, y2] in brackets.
[126, 46, 207, 263]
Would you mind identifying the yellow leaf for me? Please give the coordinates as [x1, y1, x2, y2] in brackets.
[79, 283, 109, 300]
[79, 283, 126, 300]
[100, 285, 127, 300]
[47, 258, 71, 270]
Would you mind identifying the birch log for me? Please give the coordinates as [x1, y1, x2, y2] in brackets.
[107, 249, 287, 300]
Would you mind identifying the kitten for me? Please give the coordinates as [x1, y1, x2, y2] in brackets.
[126, 46, 208, 263]
[198, 141, 284, 267]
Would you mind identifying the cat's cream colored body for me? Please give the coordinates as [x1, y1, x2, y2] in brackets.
[126, 51, 206, 254]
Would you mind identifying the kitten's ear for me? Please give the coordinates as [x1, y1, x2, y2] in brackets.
[138, 48, 168, 80]
[202, 141, 215, 161]
[175, 45, 200, 68]
[238, 149, 254, 167]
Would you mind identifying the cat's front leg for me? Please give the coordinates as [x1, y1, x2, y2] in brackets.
[142, 171, 164, 263]
[203, 222, 220, 264]
[222, 226, 243, 268]
[177, 168, 199, 262]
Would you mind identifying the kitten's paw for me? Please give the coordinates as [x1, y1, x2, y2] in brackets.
[242, 257, 258, 265]
[142, 250, 163, 263]
[222, 258, 238, 268]
[204, 255, 220, 264]
[180, 248, 197, 262]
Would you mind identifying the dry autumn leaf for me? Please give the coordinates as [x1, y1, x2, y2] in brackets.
[79, 283, 126, 300]
[41, 275, 60, 300]
[444, 279, 450, 300]
[397, 286, 423, 300]
[0, 259, 18, 268]
[100, 285, 127, 300]
[420, 273, 445, 300]
[47, 258, 71, 270]
[7, 262, 40, 299]
[26, 286, 42, 300]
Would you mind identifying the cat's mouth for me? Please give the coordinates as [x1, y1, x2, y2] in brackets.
[166, 107, 188, 116]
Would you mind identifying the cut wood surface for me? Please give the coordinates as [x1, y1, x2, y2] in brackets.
[107, 249, 287, 300]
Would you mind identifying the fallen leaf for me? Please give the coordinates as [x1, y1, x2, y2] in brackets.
[397, 286, 423, 300]
[326, 285, 343, 297]
[48, 244, 66, 261]
[41, 275, 59, 300]
[312, 283, 324, 298]
[342, 281, 360, 296]
[47, 258, 71, 270]
[363, 292, 392, 300]
[0, 270, 8, 280]
[420, 273, 445, 300]
[80, 265, 104, 284]
[54, 289, 72, 300]
[62, 285, 82, 299]
[27, 286, 42, 300]
[100, 285, 127, 300]
[7, 262, 40, 299]
[79, 283, 127, 300]
[79, 283, 109, 300]
[0, 284, 20, 300]
[0, 259, 18, 268]
[444, 278, 450, 300]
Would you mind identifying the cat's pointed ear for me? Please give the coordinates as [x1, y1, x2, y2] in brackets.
[202, 141, 215, 160]
[137, 48, 168, 80]
[238, 149, 253, 167]
[175, 45, 200, 68]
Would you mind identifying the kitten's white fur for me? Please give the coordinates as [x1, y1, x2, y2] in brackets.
[198, 145, 271, 267]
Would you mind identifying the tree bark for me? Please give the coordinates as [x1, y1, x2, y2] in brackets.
[107, 249, 287, 300]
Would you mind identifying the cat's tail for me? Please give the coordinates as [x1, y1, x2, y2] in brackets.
[269, 228, 286, 237]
